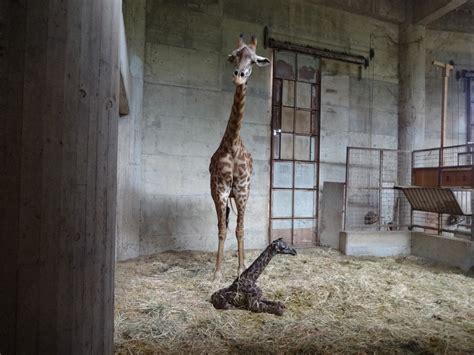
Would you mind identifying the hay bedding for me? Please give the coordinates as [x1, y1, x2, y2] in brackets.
[114, 248, 474, 354]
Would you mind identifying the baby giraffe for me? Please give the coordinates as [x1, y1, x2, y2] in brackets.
[211, 238, 297, 316]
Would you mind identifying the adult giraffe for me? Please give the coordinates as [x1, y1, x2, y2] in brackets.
[209, 34, 270, 279]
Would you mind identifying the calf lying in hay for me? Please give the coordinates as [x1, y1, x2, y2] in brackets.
[211, 238, 297, 316]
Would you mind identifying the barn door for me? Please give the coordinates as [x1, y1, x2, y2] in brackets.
[269, 50, 321, 247]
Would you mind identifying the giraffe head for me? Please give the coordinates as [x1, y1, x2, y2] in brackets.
[271, 238, 297, 256]
[227, 34, 270, 85]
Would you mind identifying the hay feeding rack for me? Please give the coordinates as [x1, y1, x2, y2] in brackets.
[403, 143, 473, 238]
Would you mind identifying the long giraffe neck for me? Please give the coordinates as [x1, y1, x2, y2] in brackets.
[221, 83, 247, 148]
[239, 245, 276, 283]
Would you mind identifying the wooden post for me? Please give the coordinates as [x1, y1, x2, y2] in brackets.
[432, 61, 454, 150]
[432, 61, 453, 234]
[471, 190, 474, 241]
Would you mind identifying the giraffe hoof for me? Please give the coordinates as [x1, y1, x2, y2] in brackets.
[275, 307, 285, 316]
[213, 270, 223, 281]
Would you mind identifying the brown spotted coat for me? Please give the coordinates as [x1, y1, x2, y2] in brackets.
[210, 238, 297, 316]
[209, 83, 253, 277]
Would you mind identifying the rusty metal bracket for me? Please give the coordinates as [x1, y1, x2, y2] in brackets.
[263, 26, 369, 68]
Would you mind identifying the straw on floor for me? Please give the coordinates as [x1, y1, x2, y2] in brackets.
[114, 248, 474, 354]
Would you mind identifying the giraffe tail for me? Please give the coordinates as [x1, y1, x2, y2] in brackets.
[226, 198, 238, 228]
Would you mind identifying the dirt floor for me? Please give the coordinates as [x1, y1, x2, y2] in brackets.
[114, 248, 474, 354]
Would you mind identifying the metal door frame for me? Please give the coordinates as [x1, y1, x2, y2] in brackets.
[268, 49, 321, 247]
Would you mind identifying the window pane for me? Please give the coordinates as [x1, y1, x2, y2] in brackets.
[275, 51, 295, 80]
[272, 134, 280, 159]
[272, 79, 282, 106]
[297, 54, 319, 83]
[282, 107, 294, 132]
[296, 82, 311, 109]
[295, 110, 311, 134]
[272, 190, 292, 218]
[273, 162, 293, 188]
[294, 135, 310, 160]
[282, 80, 294, 107]
[293, 219, 316, 245]
[294, 190, 315, 217]
[295, 162, 316, 188]
[271, 219, 292, 245]
[281, 133, 293, 160]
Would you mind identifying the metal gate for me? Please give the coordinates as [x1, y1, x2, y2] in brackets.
[344, 147, 412, 231]
[269, 50, 320, 247]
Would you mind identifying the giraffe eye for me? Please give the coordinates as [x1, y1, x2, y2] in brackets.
[240, 72, 245, 77]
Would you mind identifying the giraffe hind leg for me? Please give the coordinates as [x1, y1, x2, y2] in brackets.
[226, 202, 230, 229]
[234, 194, 249, 275]
[213, 194, 229, 280]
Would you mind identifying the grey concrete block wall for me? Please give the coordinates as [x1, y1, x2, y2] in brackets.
[424, 30, 474, 149]
[114, 0, 474, 259]
[116, 0, 146, 261]
[137, 0, 403, 256]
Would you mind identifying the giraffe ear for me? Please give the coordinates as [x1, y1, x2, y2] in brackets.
[254, 55, 270, 67]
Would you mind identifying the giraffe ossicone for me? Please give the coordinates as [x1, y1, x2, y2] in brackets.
[211, 238, 297, 316]
[209, 34, 270, 279]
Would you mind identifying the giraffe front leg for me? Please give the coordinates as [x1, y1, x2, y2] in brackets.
[235, 200, 247, 276]
[247, 297, 285, 316]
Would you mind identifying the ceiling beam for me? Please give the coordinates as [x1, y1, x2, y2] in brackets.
[413, 0, 468, 25]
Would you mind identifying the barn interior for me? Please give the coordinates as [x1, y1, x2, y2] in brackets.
[1, 0, 474, 354]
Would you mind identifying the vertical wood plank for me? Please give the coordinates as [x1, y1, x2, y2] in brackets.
[0, 1, 26, 352]
[92, 0, 113, 350]
[104, 2, 121, 351]
[72, 0, 91, 350]
[56, 0, 82, 352]
[16, 0, 49, 352]
[83, 0, 104, 350]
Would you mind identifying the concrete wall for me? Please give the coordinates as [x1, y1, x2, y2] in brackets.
[340, 231, 411, 257]
[412, 232, 474, 272]
[112, 1, 474, 258]
[138, 0, 401, 255]
[319, 32, 399, 184]
[116, 0, 146, 260]
[424, 30, 474, 148]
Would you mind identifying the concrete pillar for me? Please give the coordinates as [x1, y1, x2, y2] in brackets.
[116, 0, 146, 260]
[0, 1, 120, 354]
[398, 23, 426, 229]
[398, 23, 426, 153]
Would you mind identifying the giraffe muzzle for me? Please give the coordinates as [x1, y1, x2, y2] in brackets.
[282, 248, 297, 256]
